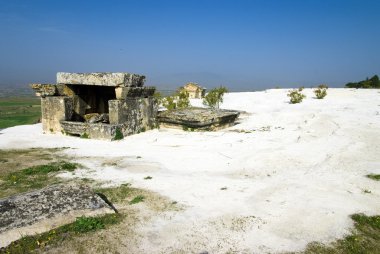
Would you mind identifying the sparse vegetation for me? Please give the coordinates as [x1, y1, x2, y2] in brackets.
[80, 132, 89, 139]
[153, 91, 163, 105]
[0, 214, 122, 253]
[113, 128, 124, 140]
[176, 89, 190, 109]
[162, 89, 190, 110]
[182, 125, 195, 131]
[129, 195, 145, 204]
[95, 183, 133, 203]
[314, 85, 328, 99]
[144, 176, 153, 180]
[301, 213, 380, 254]
[203, 86, 228, 109]
[367, 174, 380, 181]
[287, 89, 306, 104]
[0, 161, 79, 198]
[345, 75, 380, 89]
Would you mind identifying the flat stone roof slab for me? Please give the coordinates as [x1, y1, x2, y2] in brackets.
[158, 107, 239, 130]
[57, 72, 145, 87]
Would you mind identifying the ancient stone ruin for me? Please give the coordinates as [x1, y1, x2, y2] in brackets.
[0, 183, 114, 247]
[31, 72, 157, 140]
[158, 107, 240, 130]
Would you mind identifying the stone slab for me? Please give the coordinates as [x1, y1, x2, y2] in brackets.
[115, 86, 156, 99]
[0, 183, 113, 233]
[158, 107, 240, 130]
[57, 72, 145, 87]
[60, 121, 123, 140]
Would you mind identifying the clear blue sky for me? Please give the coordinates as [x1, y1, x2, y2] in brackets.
[0, 0, 379, 91]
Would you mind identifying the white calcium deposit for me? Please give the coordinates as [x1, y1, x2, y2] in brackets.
[1, 88, 380, 253]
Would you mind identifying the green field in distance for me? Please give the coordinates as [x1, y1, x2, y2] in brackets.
[0, 97, 41, 129]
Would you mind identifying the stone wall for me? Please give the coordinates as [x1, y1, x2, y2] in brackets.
[41, 96, 73, 133]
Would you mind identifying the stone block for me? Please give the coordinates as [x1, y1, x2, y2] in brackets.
[115, 86, 156, 99]
[108, 98, 157, 135]
[60, 121, 123, 140]
[158, 107, 240, 130]
[30, 84, 58, 97]
[41, 96, 73, 133]
[57, 72, 145, 87]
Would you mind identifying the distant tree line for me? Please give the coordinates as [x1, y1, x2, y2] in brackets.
[345, 75, 380, 88]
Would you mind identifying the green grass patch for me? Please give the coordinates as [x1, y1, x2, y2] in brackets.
[0, 161, 79, 198]
[80, 133, 89, 139]
[113, 128, 124, 141]
[302, 214, 380, 254]
[129, 195, 144, 205]
[0, 97, 41, 129]
[367, 174, 380, 181]
[0, 213, 122, 253]
[95, 183, 133, 203]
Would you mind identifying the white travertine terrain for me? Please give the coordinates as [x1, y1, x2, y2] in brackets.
[1, 88, 379, 253]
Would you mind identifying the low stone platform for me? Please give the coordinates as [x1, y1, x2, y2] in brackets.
[0, 183, 114, 247]
[60, 121, 122, 140]
[158, 107, 240, 130]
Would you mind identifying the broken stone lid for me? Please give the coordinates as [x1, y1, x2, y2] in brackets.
[57, 72, 145, 87]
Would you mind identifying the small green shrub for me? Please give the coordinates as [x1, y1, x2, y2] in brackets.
[287, 89, 306, 104]
[162, 89, 190, 110]
[162, 95, 177, 110]
[176, 89, 190, 109]
[314, 87, 327, 99]
[113, 128, 124, 140]
[129, 195, 144, 204]
[367, 174, 380, 181]
[73, 216, 105, 233]
[144, 176, 152, 180]
[153, 91, 163, 105]
[298, 86, 305, 91]
[203, 86, 228, 109]
[80, 133, 89, 139]
[318, 84, 329, 89]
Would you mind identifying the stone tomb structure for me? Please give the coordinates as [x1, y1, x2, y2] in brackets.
[31, 72, 157, 140]
[158, 107, 240, 130]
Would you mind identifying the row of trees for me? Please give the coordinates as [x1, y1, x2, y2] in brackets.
[345, 75, 380, 88]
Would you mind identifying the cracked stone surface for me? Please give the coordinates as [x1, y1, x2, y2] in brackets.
[0, 183, 113, 233]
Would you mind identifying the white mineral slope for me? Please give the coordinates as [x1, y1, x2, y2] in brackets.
[1, 88, 380, 253]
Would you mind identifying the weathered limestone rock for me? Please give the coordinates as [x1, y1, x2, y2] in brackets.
[60, 121, 123, 140]
[30, 84, 65, 97]
[0, 183, 114, 247]
[158, 107, 240, 130]
[115, 86, 156, 99]
[109, 97, 157, 135]
[57, 72, 145, 87]
[41, 96, 73, 133]
[84, 113, 109, 123]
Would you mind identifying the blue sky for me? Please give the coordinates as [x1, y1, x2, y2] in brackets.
[0, 0, 379, 91]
